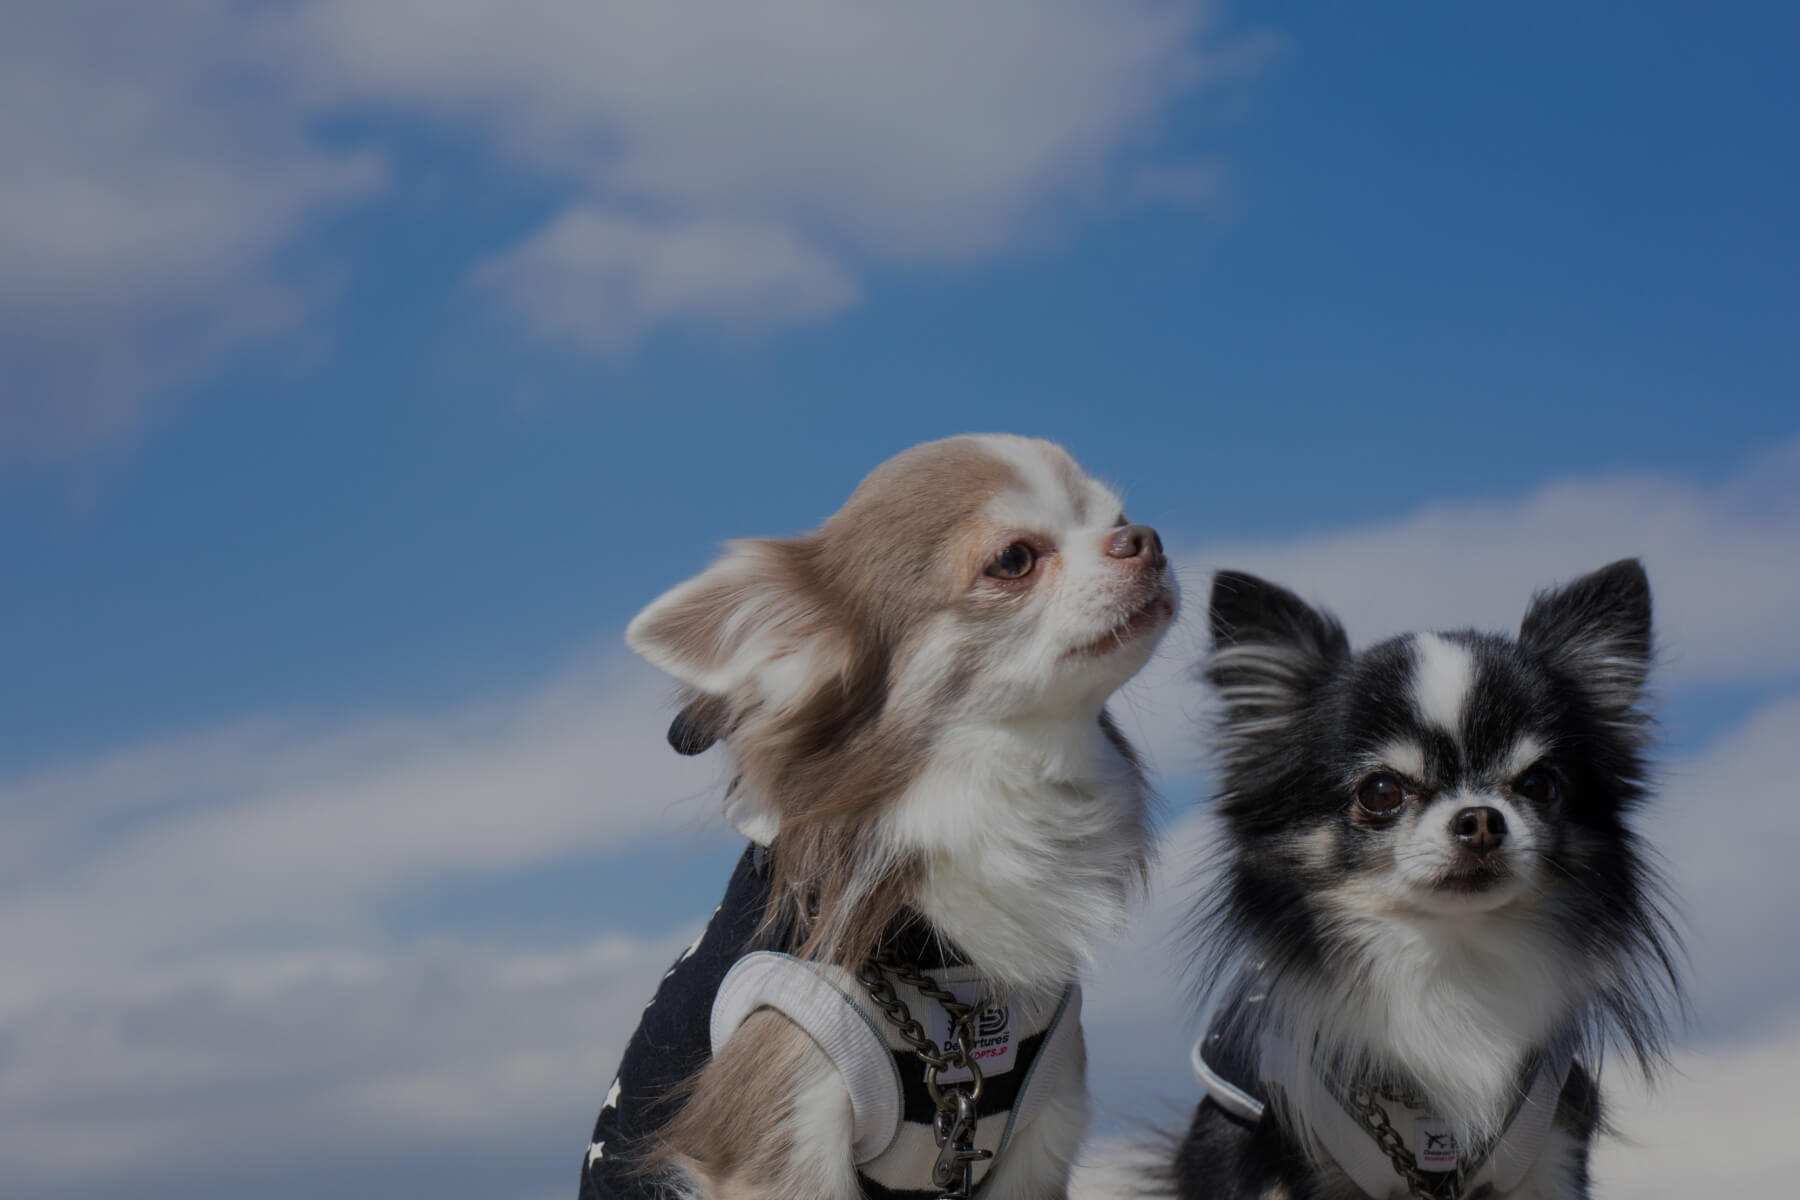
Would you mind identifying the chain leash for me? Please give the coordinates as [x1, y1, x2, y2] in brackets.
[1344, 1084, 1463, 1200]
[857, 951, 992, 1200]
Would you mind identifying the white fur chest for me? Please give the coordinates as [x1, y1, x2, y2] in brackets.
[884, 720, 1150, 998]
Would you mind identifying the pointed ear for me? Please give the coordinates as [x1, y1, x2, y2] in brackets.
[1205, 570, 1349, 730]
[1208, 570, 1349, 661]
[626, 539, 849, 710]
[1519, 558, 1652, 713]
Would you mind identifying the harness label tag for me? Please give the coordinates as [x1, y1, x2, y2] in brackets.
[1413, 1117, 1463, 1171]
[927, 981, 1016, 1082]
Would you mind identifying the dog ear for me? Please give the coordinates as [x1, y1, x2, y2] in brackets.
[627, 538, 851, 713]
[1519, 558, 1652, 715]
[1205, 570, 1348, 733]
[1208, 570, 1349, 661]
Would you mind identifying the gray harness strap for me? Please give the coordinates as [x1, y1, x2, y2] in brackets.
[1191, 1020, 1573, 1197]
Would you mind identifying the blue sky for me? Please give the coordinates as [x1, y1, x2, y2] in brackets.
[2, 3, 1797, 1199]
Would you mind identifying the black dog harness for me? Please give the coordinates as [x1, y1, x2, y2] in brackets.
[579, 843, 1081, 1199]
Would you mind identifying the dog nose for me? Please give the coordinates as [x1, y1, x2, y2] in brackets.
[1106, 524, 1165, 569]
[1453, 806, 1507, 854]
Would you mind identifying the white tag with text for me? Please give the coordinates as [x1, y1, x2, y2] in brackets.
[925, 981, 1016, 1082]
[1413, 1117, 1463, 1171]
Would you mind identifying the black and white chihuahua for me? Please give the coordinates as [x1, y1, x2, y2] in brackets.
[1168, 561, 1681, 1199]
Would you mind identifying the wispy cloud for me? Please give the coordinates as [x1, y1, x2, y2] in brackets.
[4, 446, 1796, 1196]
[0, 2, 381, 461]
[1, 1, 1249, 458]
[1106, 442, 1800, 795]
[1643, 696, 1800, 1037]
[1074, 1015, 1800, 1200]
[0, 649, 718, 1009]
[1157, 438, 1800, 690]
[1590, 1017, 1800, 1198]
[473, 209, 859, 353]
[284, 0, 1208, 257]
[0, 934, 694, 1197]
[282, 0, 1231, 348]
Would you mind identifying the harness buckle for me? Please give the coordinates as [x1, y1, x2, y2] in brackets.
[931, 1092, 993, 1198]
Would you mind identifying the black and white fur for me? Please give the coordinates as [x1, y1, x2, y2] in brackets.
[1167, 560, 1681, 1199]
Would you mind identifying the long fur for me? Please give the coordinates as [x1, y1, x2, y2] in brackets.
[1169, 561, 1683, 1199]
[624, 434, 1178, 1198]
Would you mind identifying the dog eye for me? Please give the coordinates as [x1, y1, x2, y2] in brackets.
[1355, 774, 1408, 817]
[1513, 768, 1557, 805]
[985, 542, 1036, 580]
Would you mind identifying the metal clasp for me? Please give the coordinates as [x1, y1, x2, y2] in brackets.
[930, 1091, 993, 1199]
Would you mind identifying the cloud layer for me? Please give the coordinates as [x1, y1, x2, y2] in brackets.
[0, 935, 692, 1199]
[1074, 1015, 1800, 1200]
[3, 447, 1795, 1196]
[2, 1, 1236, 455]
[1170, 439, 1800, 688]
[0, 650, 719, 1010]
[473, 209, 860, 352]
[0, 2, 380, 458]
[286, 0, 1204, 256]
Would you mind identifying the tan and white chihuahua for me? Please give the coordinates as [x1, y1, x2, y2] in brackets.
[580, 435, 1176, 1200]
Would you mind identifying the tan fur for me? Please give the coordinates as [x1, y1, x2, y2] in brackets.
[637, 438, 1052, 971]
[624, 435, 1169, 1198]
[656, 1009, 855, 1200]
[817, 437, 1026, 620]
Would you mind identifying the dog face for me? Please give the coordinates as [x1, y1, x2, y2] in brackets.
[1206, 558, 1659, 943]
[631, 433, 1174, 741]
[627, 434, 1175, 965]
[1297, 629, 1594, 918]
[637, 431, 1180, 734]
[846, 434, 1176, 724]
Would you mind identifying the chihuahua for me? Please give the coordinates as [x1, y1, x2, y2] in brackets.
[582, 435, 1178, 1200]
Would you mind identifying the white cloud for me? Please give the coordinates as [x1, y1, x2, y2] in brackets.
[284, 0, 1230, 348]
[286, 0, 1208, 260]
[0, 934, 693, 1194]
[0, 649, 721, 1010]
[474, 209, 858, 352]
[8, 685, 1789, 1196]
[1168, 438, 1800, 690]
[1081, 809, 1217, 1118]
[1643, 696, 1800, 1037]
[2, 1, 1247, 452]
[0, 642, 728, 1195]
[1591, 1018, 1800, 1199]
[1094, 446, 1800, 802]
[5, 448, 1798, 1196]
[1104, 441, 1800, 797]
[0, 2, 381, 459]
[1074, 1016, 1800, 1200]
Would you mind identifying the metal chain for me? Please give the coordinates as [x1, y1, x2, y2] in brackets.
[857, 950, 992, 1199]
[1376, 1078, 1433, 1110]
[1344, 1084, 1462, 1200]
